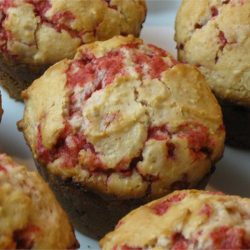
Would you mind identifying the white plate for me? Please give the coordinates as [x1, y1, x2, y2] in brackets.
[0, 1, 249, 249]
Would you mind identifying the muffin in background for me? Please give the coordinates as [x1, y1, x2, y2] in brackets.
[19, 35, 225, 238]
[0, 0, 147, 100]
[0, 153, 79, 249]
[100, 190, 250, 250]
[175, 0, 250, 148]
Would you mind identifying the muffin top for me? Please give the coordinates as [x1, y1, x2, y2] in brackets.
[0, 0, 146, 65]
[175, 0, 250, 106]
[100, 190, 250, 250]
[0, 154, 79, 249]
[19, 35, 225, 200]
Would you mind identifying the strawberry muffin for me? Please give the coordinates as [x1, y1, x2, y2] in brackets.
[19, 35, 225, 238]
[0, 153, 79, 249]
[175, 0, 250, 148]
[0, 0, 146, 100]
[100, 190, 250, 250]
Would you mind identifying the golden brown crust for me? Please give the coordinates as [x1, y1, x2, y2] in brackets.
[0, 0, 146, 100]
[175, 0, 250, 106]
[19, 35, 225, 201]
[100, 190, 250, 250]
[0, 153, 79, 249]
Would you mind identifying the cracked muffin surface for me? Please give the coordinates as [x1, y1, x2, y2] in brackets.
[0, 0, 146, 99]
[0, 153, 79, 249]
[100, 190, 250, 250]
[19, 35, 225, 200]
[175, 0, 250, 106]
[0, 0, 146, 65]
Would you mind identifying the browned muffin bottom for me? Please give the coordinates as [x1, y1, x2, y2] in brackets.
[36, 160, 214, 239]
[35, 160, 144, 239]
[0, 0, 147, 100]
[220, 99, 250, 148]
[0, 55, 48, 100]
[19, 36, 225, 238]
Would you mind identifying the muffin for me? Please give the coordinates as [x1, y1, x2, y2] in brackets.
[0, 153, 79, 249]
[100, 190, 250, 250]
[0, 0, 147, 100]
[175, 0, 250, 148]
[18, 35, 225, 238]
